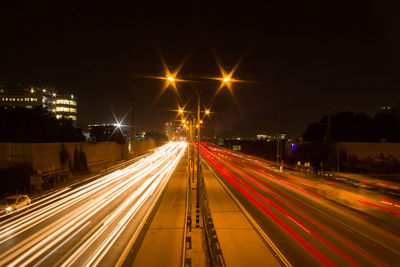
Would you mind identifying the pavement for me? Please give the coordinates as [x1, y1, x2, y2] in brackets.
[130, 152, 188, 267]
[202, 160, 282, 267]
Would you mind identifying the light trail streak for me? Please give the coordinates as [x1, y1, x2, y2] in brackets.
[201, 142, 400, 266]
[84, 147, 184, 266]
[200, 145, 335, 266]
[0, 142, 186, 266]
[32, 221, 91, 267]
[0, 144, 172, 239]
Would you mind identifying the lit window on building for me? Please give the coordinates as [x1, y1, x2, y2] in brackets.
[56, 99, 69, 105]
[56, 107, 72, 112]
[70, 100, 77, 106]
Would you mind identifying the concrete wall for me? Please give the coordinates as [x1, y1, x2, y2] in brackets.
[0, 142, 126, 172]
[336, 142, 400, 161]
[134, 139, 156, 156]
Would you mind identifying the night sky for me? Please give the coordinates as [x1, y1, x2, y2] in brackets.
[1, 1, 399, 138]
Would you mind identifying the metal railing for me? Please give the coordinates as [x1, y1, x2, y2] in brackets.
[198, 163, 225, 267]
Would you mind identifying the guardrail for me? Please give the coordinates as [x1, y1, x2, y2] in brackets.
[198, 163, 225, 267]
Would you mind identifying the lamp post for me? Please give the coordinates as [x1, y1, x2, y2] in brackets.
[165, 75, 232, 185]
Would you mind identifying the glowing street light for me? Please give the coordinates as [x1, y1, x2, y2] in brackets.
[223, 77, 231, 82]
[167, 76, 175, 82]
[179, 109, 184, 113]
[205, 109, 210, 115]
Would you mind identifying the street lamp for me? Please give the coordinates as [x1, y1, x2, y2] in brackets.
[165, 75, 233, 182]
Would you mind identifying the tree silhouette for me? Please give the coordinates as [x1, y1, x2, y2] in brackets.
[303, 111, 400, 142]
[0, 107, 84, 142]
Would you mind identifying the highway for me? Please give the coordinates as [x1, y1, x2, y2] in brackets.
[200, 142, 400, 266]
[0, 141, 186, 267]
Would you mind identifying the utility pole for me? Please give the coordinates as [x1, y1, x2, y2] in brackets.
[276, 109, 283, 172]
[327, 113, 331, 143]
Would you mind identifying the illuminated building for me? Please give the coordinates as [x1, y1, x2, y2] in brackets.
[55, 94, 77, 122]
[0, 84, 42, 109]
[0, 83, 77, 124]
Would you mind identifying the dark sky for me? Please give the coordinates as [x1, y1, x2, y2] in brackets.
[1, 1, 399, 138]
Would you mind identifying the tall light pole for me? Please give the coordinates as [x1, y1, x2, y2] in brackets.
[189, 84, 202, 183]
[165, 75, 232, 182]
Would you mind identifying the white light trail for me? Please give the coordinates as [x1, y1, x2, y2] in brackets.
[0, 142, 186, 267]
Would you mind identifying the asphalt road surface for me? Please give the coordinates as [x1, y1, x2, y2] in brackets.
[200, 142, 400, 267]
[0, 142, 186, 267]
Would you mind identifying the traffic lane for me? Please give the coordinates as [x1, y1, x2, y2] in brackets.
[0, 164, 151, 256]
[206, 150, 396, 266]
[223, 144, 400, 214]
[222, 148, 400, 238]
[42, 144, 185, 266]
[74, 152, 181, 267]
[201, 144, 400, 266]
[240, 165, 400, 266]
[0, 142, 186, 266]
[206, 143, 400, 230]
[237, 161, 400, 252]
[39, 146, 184, 266]
[208, 148, 398, 264]
[29, 169, 156, 267]
[202, 147, 328, 265]
[0, 160, 161, 265]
